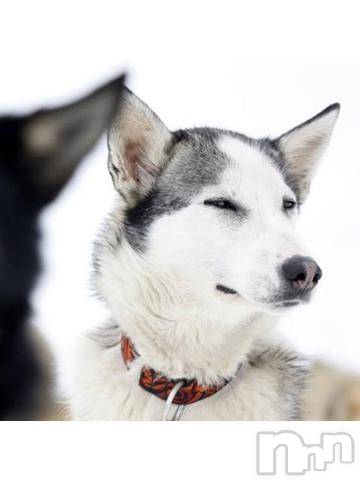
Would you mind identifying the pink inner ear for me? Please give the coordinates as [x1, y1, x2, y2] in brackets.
[124, 140, 158, 186]
[124, 142, 142, 183]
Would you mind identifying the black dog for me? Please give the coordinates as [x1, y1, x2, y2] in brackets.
[0, 74, 125, 419]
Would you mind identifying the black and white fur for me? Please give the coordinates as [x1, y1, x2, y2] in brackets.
[0, 75, 125, 419]
[69, 88, 339, 420]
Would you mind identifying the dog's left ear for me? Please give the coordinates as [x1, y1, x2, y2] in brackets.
[276, 103, 340, 204]
[22, 74, 126, 203]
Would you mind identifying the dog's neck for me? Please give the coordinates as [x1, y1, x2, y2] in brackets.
[96, 239, 277, 386]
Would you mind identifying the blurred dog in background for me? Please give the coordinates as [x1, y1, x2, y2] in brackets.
[303, 361, 360, 420]
[0, 74, 125, 419]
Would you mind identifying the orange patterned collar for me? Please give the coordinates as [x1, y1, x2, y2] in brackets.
[121, 335, 231, 405]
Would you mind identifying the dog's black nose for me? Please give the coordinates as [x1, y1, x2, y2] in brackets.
[282, 256, 322, 292]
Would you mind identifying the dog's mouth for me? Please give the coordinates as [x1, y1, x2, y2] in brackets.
[216, 284, 238, 295]
[216, 286, 303, 309]
[272, 290, 312, 309]
[278, 300, 300, 308]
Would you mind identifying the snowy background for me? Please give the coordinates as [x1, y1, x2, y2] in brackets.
[1, 2, 359, 392]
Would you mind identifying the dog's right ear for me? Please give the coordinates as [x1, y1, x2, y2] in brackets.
[107, 89, 173, 206]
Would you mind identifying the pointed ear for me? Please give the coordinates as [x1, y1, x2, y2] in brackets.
[276, 103, 340, 204]
[22, 74, 126, 203]
[107, 88, 173, 206]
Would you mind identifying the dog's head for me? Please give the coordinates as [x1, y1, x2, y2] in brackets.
[106, 90, 339, 317]
[0, 75, 125, 303]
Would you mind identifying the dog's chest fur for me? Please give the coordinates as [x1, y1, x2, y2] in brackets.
[69, 334, 308, 420]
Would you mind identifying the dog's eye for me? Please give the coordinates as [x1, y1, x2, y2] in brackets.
[283, 199, 296, 211]
[204, 198, 237, 211]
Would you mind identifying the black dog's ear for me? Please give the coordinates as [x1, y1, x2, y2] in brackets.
[22, 74, 126, 203]
[275, 103, 340, 204]
[107, 88, 173, 207]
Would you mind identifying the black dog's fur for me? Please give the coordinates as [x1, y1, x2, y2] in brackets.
[0, 75, 125, 419]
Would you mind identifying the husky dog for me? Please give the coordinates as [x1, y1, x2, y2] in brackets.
[69, 89, 339, 420]
[0, 75, 125, 419]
